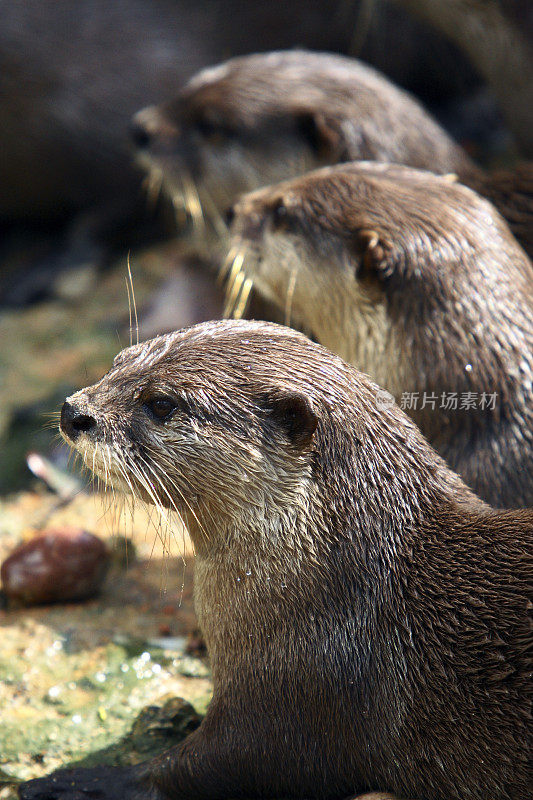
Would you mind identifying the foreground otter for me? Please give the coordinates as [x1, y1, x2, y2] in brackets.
[21, 320, 531, 800]
[131, 50, 533, 259]
[228, 162, 533, 509]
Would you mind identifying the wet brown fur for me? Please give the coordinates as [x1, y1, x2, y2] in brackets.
[22, 319, 532, 800]
[230, 162, 533, 509]
[133, 50, 533, 259]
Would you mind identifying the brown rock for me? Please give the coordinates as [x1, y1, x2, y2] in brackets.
[0, 526, 109, 605]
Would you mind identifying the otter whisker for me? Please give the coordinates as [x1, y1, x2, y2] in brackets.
[138, 455, 198, 549]
[113, 458, 153, 543]
[146, 166, 163, 211]
[127, 254, 139, 347]
[101, 445, 118, 510]
[285, 267, 298, 327]
[124, 457, 175, 552]
[42, 421, 62, 430]
[73, 447, 85, 479]
[114, 458, 140, 513]
[99, 445, 108, 497]
[219, 244, 243, 285]
[111, 494, 133, 559]
[170, 191, 189, 231]
[125, 276, 133, 348]
[114, 465, 139, 512]
[111, 458, 163, 553]
[201, 186, 228, 238]
[223, 269, 246, 318]
[96, 445, 104, 495]
[233, 276, 253, 320]
[139, 447, 208, 547]
[181, 172, 205, 232]
[97, 449, 149, 525]
[91, 444, 99, 492]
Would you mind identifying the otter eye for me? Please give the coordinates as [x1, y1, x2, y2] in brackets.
[144, 395, 176, 421]
[271, 199, 291, 232]
[197, 118, 218, 138]
[196, 117, 233, 144]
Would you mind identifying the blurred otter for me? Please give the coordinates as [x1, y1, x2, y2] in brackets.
[0, 1, 362, 223]
[228, 162, 533, 508]
[20, 319, 531, 800]
[131, 50, 533, 260]
[6, 0, 448, 305]
[0, 1, 483, 300]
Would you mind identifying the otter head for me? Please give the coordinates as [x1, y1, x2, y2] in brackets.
[227, 163, 405, 394]
[130, 51, 354, 232]
[130, 50, 469, 234]
[228, 162, 533, 411]
[59, 321, 323, 551]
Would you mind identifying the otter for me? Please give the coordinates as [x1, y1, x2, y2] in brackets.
[8, 0, 470, 304]
[227, 162, 533, 509]
[20, 319, 531, 800]
[130, 50, 533, 260]
[1, 2, 479, 222]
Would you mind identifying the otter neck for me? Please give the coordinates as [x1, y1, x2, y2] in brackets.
[192, 493, 493, 766]
[189, 481, 441, 646]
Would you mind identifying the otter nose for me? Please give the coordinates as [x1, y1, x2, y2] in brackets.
[130, 106, 179, 150]
[60, 401, 96, 441]
[224, 204, 236, 228]
[130, 106, 162, 149]
[130, 118, 152, 149]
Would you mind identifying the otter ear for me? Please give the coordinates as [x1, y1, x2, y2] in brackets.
[352, 228, 394, 280]
[296, 112, 346, 161]
[263, 389, 318, 447]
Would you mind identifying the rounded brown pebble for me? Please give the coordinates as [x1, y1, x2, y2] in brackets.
[0, 526, 109, 605]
